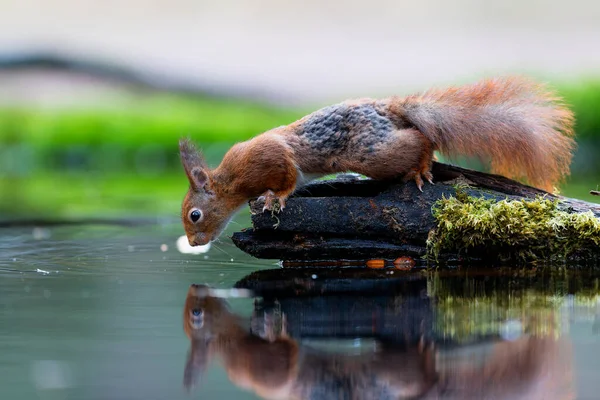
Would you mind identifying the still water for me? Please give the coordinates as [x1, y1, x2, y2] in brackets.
[1, 220, 599, 399]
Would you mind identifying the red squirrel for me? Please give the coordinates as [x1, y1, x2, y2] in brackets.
[182, 284, 573, 400]
[179, 77, 575, 246]
[182, 284, 437, 399]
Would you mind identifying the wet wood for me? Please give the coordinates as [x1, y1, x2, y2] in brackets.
[231, 162, 600, 262]
[234, 268, 599, 345]
[236, 268, 434, 344]
[234, 267, 426, 298]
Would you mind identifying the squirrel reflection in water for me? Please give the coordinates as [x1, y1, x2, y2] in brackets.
[182, 284, 574, 400]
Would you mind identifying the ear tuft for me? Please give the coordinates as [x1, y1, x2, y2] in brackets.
[183, 338, 211, 392]
[179, 138, 209, 191]
[179, 138, 207, 167]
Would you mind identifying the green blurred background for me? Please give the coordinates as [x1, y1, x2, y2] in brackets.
[1, 75, 599, 221]
[1, 0, 600, 222]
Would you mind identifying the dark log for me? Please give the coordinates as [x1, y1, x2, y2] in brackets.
[231, 162, 600, 262]
[237, 268, 435, 345]
[234, 267, 600, 345]
[231, 230, 435, 262]
[234, 266, 600, 298]
[234, 267, 426, 298]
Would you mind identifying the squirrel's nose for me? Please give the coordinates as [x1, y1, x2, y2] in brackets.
[189, 233, 209, 246]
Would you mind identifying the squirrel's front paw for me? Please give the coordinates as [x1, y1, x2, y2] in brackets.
[258, 190, 286, 213]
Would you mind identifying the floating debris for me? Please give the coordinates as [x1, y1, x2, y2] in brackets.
[160, 244, 168, 252]
[366, 259, 385, 269]
[35, 269, 50, 275]
[394, 256, 416, 270]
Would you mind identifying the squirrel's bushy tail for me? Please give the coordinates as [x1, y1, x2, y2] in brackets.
[390, 77, 576, 191]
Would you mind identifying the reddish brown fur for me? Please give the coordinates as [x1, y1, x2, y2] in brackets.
[183, 285, 576, 400]
[180, 76, 575, 245]
[427, 334, 574, 399]
[180, 133, 297, 245]
[181, 286, 573, 399]
[182, 285, 437, 399]
[182, 285, 301, 398]
[386, 76, 575, 190]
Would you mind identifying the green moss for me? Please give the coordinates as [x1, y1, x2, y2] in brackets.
[433, 292, 561, 340]
[427, 272, 600, 341]
[427, 192, 600, 262]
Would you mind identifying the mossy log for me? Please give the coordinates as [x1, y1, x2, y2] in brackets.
[234, 267, 600, 343]
[231, 162, 600, 263]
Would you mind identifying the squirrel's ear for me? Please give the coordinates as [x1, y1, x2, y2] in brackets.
[183, 338, 210, 392]
[188, 167, 209, 192]
[179, 138, 209, 192]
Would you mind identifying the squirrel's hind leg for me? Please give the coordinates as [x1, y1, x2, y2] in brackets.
[397, 130, 435, 191]
[403, 158, 434, 191]
[347, 128, 436, 191]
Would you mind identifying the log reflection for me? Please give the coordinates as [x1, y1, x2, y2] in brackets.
[182, 270, 580, 399]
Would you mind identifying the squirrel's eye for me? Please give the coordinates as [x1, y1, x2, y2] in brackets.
[191, 308, 202, 316]
[189, 209, 202, 223]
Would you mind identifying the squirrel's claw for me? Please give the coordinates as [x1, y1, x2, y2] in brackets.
[259, 190, 286, 213]
[424, 171, 434, 185]
[414, 174, 424, 192]
[259, 190, 276, 212]
[280, 313, 289, 338]
[405, 168, 434, 192]
[278, 197, 286, 210]
[262, 311, 277, 342]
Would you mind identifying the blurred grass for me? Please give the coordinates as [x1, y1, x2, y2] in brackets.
[1, 169, 596, 221]
[0, 94, 303, 145]
[1, 79, 599, 149]
[559, 79, 600, 141]
[428, 272, 600, 340]
[0, 173, 187, 219]
[1, 79, 599, 219]
[0, 93, 305, 174]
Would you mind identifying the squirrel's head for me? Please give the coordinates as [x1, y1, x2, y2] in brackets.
[179, 139, 231, 246]
[182, 284, 232, 391]
[183, 284, 231, 339]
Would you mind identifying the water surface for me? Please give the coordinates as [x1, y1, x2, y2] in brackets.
[1, 221, 599, 399]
